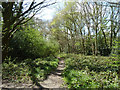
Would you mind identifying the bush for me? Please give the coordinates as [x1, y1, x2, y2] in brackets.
[111, 40, 120, 58]
[9, 27, 59, 60]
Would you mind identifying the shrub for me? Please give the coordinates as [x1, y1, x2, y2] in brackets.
[9, 27, 59, 60]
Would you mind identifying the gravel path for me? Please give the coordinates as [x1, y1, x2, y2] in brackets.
[40, 60, 66, 88]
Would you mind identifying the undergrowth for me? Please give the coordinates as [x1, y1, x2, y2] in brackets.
[59, 53, 120, 89]
[2, 56, 59, 84]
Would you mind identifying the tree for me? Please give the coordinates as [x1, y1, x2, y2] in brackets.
[50, 1, 119, 56]
[2, 0, 56, 60]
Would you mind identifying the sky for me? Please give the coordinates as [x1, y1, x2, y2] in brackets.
[34, 0, 65, 21]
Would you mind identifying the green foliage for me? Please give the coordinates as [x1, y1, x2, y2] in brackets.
[50, 1, 119, 56]
[62, 54, 119, 88]
[3, 56, 59, 83]
[3, 57, 31, 83]
[57, 53, 67, 58]
[63, 70, 99, 88]
[111, 40, 120, 58]
[9, 27, 59, 60]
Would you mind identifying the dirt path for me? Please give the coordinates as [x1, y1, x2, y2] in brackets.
[40, 59, 66, 88]
[2, 58, 66, 88]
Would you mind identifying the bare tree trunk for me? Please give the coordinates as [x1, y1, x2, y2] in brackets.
[92, 42, 95, 55]
[95, 3, 99, 56]
[95, 28, 98, 55]
[110, 6, 113, 49]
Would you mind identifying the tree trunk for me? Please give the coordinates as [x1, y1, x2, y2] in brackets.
[95, 29, 98, 56]
[2, 34, 10, 61]
[110, 6, 113, 49]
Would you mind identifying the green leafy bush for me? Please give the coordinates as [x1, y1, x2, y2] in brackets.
[9, 27, 59, 60]
[111, 40, 120, 58]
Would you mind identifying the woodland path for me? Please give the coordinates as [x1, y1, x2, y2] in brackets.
[40, 58, 66, 88]
[2, 58, 66, 89]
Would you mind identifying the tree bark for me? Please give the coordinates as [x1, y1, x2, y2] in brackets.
[110, 7, 113, 49]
